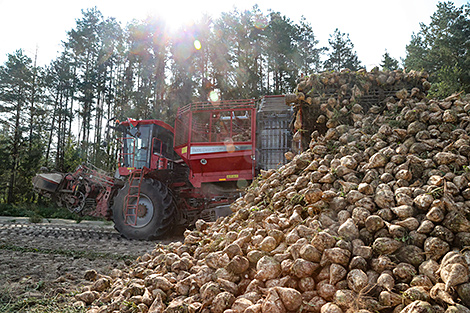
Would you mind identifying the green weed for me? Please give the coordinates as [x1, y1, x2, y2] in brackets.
[0, 291, 84, 313]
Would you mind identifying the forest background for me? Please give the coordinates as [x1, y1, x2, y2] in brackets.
[0, 1, 468, 209]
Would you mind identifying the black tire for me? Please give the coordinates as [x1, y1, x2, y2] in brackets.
[112, 178, 175, 240]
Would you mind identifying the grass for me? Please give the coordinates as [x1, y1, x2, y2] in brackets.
[0, 291, 85, 313]
[427, 187, 444, 199]
[0, 203, 105, 223]
[290, 194, 306, 206]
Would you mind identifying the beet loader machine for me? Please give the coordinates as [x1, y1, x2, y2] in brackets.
[33, 96, 293, 240]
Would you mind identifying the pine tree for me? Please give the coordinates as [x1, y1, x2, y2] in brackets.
[265, 11, 299, 94]
[404, 2, 470, 96]
[210, 11, 237, 99]
[323, 28, 362, 71]
[192, 14, 213, 102]
[44, 51, 76, 172]
[294, 16, 324, 75]
[209, 7, 268, 99]
[380, 51, 400, 71]
[0, 50, 37, 203]
[63, 7, 125, 167]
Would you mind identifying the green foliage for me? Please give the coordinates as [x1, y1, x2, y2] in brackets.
[295, 16, 325, 75]
[380, 50, 400, 71]
[290, 194, 305, 205]
[62, 138, 83, 173]
[428, 65, 464, 98]
[0, 50, 44, 204]
[265, 12, 300, 94]
[427, 186, 444, 199]
[0, 293, 86, 313]
[404, 1, 470, 96]
[323, 28, 362, 71]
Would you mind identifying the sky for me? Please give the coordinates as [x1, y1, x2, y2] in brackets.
[0, 0, 469, 69]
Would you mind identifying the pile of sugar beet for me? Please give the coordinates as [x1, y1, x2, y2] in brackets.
[80, 70, 470, 313]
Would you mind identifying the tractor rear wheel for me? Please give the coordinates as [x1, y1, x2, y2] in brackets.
[112, 178, 175, 240]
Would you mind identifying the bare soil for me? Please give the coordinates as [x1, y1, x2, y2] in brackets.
[0, 217, 182, 308]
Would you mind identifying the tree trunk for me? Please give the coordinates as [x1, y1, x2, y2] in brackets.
[28, 49, 38, 154]
[7, 96, 22, 204]
[45, 89, 60, 167]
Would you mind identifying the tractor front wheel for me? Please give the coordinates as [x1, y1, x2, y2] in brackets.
[112, 178, 175, 240]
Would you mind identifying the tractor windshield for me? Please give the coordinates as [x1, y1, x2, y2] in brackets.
[121, 124, 151, 169]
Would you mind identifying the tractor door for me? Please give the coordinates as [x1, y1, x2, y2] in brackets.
[150, 124, 177, 170]
[118, 124, 151, 174]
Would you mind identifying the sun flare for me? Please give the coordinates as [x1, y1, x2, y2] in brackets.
[132, 0, 216, 33]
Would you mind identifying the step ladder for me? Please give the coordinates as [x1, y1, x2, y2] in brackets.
[124, 169, 143, 226]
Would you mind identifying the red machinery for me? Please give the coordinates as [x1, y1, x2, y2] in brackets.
[33, 97, 292, 240]
[32, 164, 117, 217]
[174, 100, 256, 187]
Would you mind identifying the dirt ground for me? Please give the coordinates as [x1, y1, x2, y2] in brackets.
[0, 217, 182, 310]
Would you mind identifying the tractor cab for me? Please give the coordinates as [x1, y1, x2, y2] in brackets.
[117, 119, 177, 176]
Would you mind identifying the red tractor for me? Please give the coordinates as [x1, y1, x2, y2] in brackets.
[33, 96, 292, 240]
